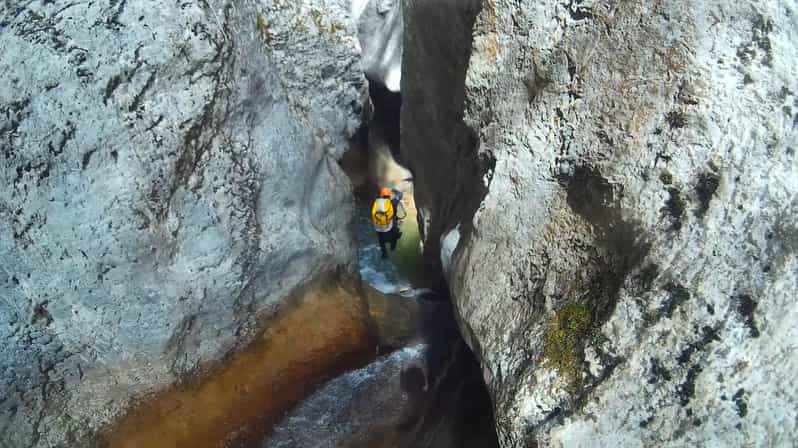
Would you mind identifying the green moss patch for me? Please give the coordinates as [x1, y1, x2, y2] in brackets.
[542, 302, 593, 391]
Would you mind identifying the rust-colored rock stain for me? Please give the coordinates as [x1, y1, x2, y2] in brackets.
[103, 281, 377, 448]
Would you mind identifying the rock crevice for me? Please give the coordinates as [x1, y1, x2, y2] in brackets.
[401, 0, 494, 280]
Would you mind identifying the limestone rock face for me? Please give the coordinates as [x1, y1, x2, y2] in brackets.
[352, 0, 403, 91]
[0, 1, 365, 445]
[403, 0, 798, 446]
[401, 0, 488, 276]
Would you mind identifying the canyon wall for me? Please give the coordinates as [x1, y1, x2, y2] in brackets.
[402, 0, 798, 446]
[0, 0, 366, 445]
[352, 0, 403, 92]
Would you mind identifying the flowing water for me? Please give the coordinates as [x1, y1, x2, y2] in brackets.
[104, 84, 498, 446]
[356, 196, 424, 295]
[101, 188, 498, 448]
[260, 191, 499, 448]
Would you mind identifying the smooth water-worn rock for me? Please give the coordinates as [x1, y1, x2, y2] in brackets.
[401, 0, 489, 277]
[103, 279, 377, 448]
[0, 1, 366, 445]
[263, 292, 499, 448]
[264, 345, 430, 448]
[352, 0, 403, 92]
[403, 0, 798, 446]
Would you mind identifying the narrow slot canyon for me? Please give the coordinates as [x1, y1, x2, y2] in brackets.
[1, 0, 504, 444]
[98, 2, 500, 441]
[102, 73, 500, 447]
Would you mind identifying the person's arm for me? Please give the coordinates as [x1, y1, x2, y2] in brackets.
[393, 198, 407, 220]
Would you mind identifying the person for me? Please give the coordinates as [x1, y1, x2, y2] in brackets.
[371, 186, 405, 258]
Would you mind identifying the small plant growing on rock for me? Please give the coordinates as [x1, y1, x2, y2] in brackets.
[256, 13, 273, 42]
[308, 9, 344, 37]
[310, 9, 325, 33]
[542, 302, 592, 392]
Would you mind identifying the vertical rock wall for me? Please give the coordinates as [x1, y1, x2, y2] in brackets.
[0, 1, 366, 446]
[401, 0, 492, 277]
[403, 0, 798, 446]
[352, 0, 403, 92]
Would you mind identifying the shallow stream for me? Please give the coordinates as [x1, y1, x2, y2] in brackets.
[104, 187, 497, 447]
[262, 194, 499, 447]
[104, 64, 497, 446]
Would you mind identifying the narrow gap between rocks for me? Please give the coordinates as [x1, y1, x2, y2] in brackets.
[103, 4, 498, 445]
[342, 79, 430, 294]
[335, 77, 500, 448]
[102, 79, 498, 448]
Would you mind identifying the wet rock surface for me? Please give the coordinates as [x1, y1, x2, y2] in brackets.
[402, 0, 798, 446]
[263, 290, 499, 448]
[264, 344, 432, 448]
[103, 279, 377, 448]
[0, 1, 366, 445]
